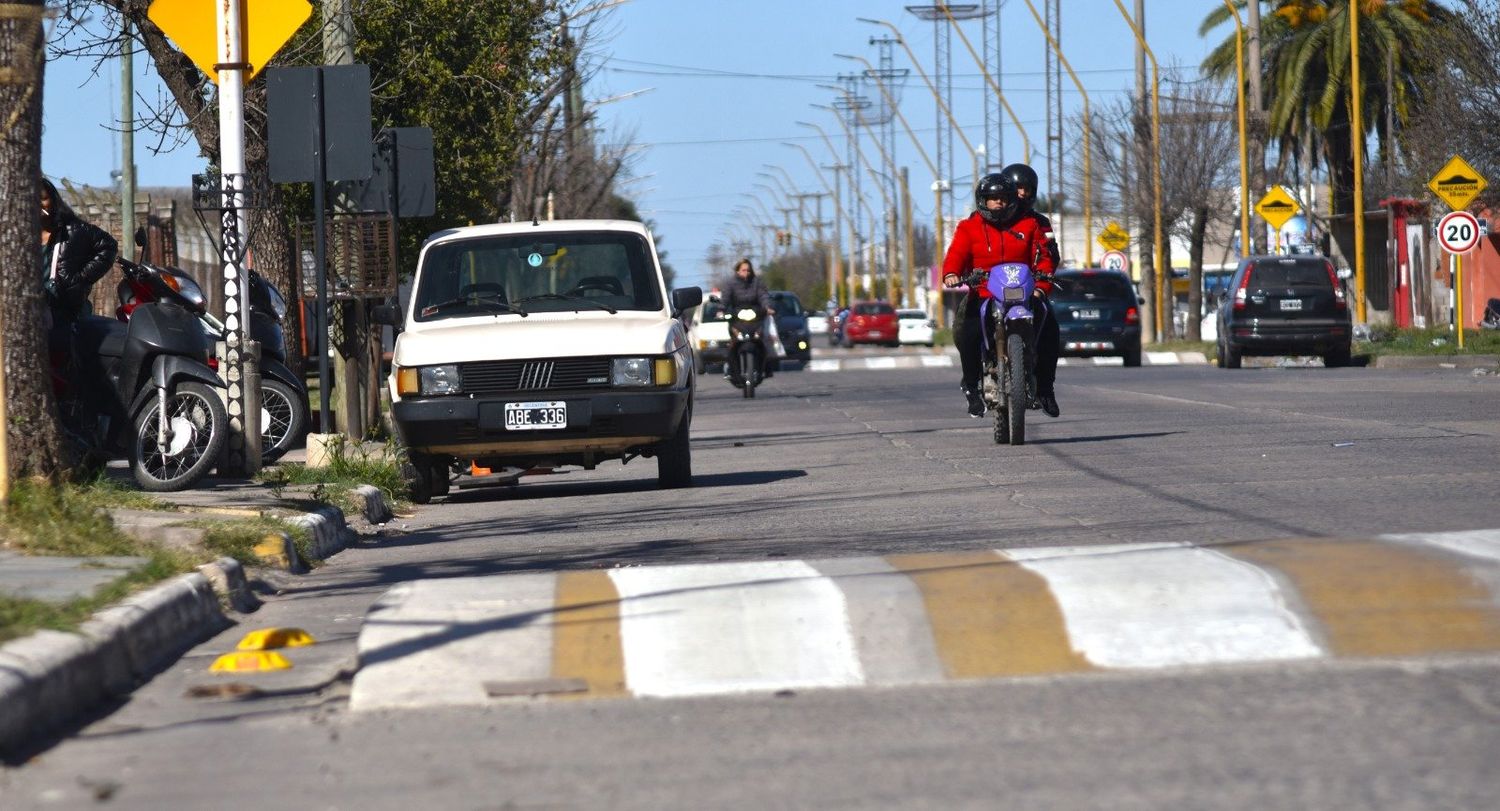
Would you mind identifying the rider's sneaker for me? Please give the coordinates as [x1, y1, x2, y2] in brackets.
[963, 387, 986, 418]
[1038, 393, 1061, 418]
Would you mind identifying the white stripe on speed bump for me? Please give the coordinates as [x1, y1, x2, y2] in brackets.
[1381, 529, 1500, 565]
[1004, 543, 1323, 669]
[609, 561, 864, 697]
[806, 359, 841, 372]
[1146, 351, 1179, 365]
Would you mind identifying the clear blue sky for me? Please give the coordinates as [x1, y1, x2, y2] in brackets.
[42, 1, 1227, 290]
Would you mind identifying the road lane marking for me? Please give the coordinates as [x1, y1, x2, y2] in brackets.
[806, 359, 841, 372]
[1146, 351, 1179, 365]
[810, 558, 947, 686]
[1224, 538, 1500, 658]
[351, 574, 558, 711]
[1005, 543, 1323, 668]
[551, 570, 627, 698]
[887, 551, 1091, 678]
[608, 561, 864, 697]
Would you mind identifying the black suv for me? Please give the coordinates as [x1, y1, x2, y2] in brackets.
[769, 290, 813, 367]
[1216, 255, 1352, 368]
[1051, 268, 1143, 367]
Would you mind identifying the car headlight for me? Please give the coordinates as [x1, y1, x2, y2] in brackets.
[419, 364, 462, 395]
[612, 357, 653, 386]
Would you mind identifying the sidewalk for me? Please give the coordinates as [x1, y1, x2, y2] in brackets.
[0, 449, 395, 756]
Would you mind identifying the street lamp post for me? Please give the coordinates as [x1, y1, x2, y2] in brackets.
[784, 141, 852, 306]
[1019, 0, 1094, 266]
[1112, 0, 1165, 344]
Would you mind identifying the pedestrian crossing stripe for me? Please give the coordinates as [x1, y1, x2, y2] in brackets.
[800, 353, 1210, 372]
[349, 530, 1500, 711]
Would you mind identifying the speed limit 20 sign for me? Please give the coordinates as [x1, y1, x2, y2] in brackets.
[1437, 211, 1481, 253]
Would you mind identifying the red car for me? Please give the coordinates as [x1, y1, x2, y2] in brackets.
[840, 301, 900, 347]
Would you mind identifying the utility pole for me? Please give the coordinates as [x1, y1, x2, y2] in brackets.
[119, 20, 136, 262]
[1130, 0, 1155, 344]
[901, 166, 916, 309]
[982, 0, 1004, 171]
[1246, 0, 1266, 253]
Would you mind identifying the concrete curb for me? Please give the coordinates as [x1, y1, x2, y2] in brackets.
[1370, 353, 1500, 369]
[352, 484, 395, 524]
[289, 505, 356, 561]
[0, 573, 227, 755]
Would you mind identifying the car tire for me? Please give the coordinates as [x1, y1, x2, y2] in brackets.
[403, 454, 436, 504]
[1123, 348, 1142, 367]
[1324, 343, 1352, 368]
[657, 413, 692, 489]
[1221, 339, 1242, 369]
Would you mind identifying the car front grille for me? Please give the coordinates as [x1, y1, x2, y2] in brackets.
[460, 357, 613, 395]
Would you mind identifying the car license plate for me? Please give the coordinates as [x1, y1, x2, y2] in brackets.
[504, 401, 567, 431]
[1075, 309, 1101, 320]
[1280, 298, 1303, 311]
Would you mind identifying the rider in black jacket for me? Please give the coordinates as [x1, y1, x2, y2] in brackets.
[721, 258, 776, 382]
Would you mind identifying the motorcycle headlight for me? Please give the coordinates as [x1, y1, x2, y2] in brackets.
[736, 308, 758, 321]
[418, 364, 462, 395]
[612, 358, 653, 386]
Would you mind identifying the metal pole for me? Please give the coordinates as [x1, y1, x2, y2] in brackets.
[901, 166, 915, 310]
[217, 0, 260, 474]
[1225, 0, 1250, 258]
[120, 19, 136, 262]
[1350, 1, 1368, 322]
[1021, 0, 1092, 266]
[314, 69, 332, 430]
[1456, 253, 1465, 350]
[1113, 0, 1164, 343]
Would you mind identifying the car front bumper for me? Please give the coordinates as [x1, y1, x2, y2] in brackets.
[392, 388, 689, 463]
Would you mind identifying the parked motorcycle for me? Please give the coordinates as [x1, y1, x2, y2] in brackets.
[971, 263, 1039, 446]
[51, 257, 228, 491]
[119, 261, 308, 463]
[728, 305, 768, 398]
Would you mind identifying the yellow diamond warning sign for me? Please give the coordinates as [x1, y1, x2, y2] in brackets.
[1255, 186, 1301, 231]
[1428, 154, 1488, 212]
[1097, 222, 1130, 252]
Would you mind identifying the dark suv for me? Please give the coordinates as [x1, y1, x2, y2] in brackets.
[1051, 268, 1143, 367]
[769, 290, 813, 366]
[1216, 255, 1352, 368]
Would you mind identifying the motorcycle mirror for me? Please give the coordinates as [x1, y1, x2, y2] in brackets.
[670, 286, 703, 316]
[134, 226, 149, 262]
[372, 304, 403, 326]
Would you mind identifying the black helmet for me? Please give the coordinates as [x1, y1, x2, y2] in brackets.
[974, 173, 1021, 228]
[999, 163, 1039, 213]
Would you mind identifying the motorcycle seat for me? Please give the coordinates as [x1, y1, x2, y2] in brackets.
[75, 315, 128, 359]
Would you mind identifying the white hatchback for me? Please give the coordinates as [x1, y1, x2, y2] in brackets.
[897, 308, 936, 346]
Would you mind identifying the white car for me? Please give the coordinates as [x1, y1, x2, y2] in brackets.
[378, 219, 702, 502]
[806, 310, 829, 337]
[897, 308, 936, 347]
[691, 298, 731, 373]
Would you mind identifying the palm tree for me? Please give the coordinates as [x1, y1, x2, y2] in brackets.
[1200, 1, 1452, 219]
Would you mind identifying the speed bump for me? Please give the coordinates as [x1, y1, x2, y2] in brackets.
[209, 650, 292, 673]
[236, 627, 316, 651]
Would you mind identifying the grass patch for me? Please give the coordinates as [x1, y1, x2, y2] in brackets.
[1359, 326, 1500, 356]
[197, 516, 316, 566]
[933, 327, 954, 348]
[0, 479, 142, 558]
[0, 551, 193, 644]
[1149, 339, 1215, 355]
[259, 435, 407, 512]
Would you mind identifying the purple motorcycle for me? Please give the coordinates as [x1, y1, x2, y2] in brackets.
[968, 262, 1039, 445]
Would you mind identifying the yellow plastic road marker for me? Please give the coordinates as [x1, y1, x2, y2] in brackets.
[550, 570, 627, 698]
[210, 650, 292, 673]
[1225, 538, 1500, 658]
[236, 627, 316, 651]
[888, 551, 1091, 679]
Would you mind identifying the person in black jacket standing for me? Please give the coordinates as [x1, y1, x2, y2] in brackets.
[41, 179, 118, 411]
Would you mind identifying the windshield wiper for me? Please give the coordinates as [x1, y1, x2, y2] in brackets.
[420, 293, 528, 318]
[516, 293, 618, 314]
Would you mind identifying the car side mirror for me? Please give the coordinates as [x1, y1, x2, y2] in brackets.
[671, 286, 703, 316]
[372, 304, 403, 326]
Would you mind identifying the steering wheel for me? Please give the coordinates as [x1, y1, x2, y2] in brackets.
[460, 282, 507, 299]
[568, 277, 624, 296]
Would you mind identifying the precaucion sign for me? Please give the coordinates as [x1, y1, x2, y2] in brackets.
[1428, 155, 1488, 212]
[1097, 222, 1130, 252]
[1255, 186, 1301, 231]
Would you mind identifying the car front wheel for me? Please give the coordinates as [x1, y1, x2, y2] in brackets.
[657, 413, 692, 488]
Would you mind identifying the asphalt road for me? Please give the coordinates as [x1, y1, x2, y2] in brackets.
[4, 361, 1500, 809]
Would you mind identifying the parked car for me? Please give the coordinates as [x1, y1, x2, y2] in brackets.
[377, 219, 702, 502]
[1051, 268, 1143, 367]
[896, 308, 936, 347]
[841, 301, 900, 347]
[1216, 254, 1352, 369]
[769, 290, 812, 366]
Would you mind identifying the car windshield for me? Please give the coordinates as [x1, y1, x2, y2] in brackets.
[1053, 273, 1132, 302]
[770, 292, 804, 315]
[412, 231, 662, 321]
[897, 310, 927, 320]
[1249, 259, 1330, 288]
[702, 301, 728, 320]
[854, 303, 894, 316]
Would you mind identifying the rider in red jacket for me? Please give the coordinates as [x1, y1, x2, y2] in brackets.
[941, 166, 1062, 418]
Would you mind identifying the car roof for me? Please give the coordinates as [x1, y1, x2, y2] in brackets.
[423, 218, 653, 247]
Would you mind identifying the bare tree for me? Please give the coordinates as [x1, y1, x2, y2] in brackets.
[2, 0, 71, 480]
[1401, 0, 1500, 209]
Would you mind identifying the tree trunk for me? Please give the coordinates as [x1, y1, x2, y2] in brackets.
[1188, 206, 1209, 341]
[1, 0, 70, 481]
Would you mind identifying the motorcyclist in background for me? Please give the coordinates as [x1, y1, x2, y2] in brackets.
[941, 164, 1062, 419]
[722, 257, 776, 384]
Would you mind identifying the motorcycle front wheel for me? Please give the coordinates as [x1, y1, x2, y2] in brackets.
[741, 346, 758, 399]
[130, 381, 228, 491]
[1004, 333, 1026, 446]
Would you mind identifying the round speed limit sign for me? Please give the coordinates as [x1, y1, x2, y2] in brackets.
[1437, 210, 1481, 253]
[1100, 250, 1129, 272]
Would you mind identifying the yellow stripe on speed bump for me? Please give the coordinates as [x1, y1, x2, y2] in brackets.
[551, 570, 627, 698]
[1225, 538, 1500, 658]
[887, 551, 1091, 678]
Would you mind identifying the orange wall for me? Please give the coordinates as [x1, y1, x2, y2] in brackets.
[1465, 207, 1499, 329]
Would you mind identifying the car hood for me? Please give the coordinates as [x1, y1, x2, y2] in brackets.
[394, 312, 686, 366]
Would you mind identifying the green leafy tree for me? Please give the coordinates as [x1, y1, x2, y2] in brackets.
[1201, 0, 1453, 218]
